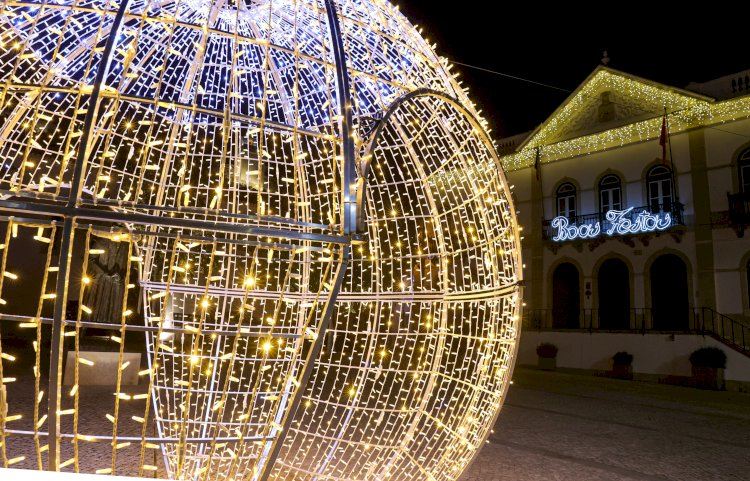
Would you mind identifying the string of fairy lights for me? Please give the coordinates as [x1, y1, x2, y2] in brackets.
[499, 69, 750, 171]
[0, 1, 521, 481]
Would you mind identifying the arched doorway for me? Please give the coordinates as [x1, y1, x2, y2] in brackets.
[598, 258, 630, 329]
[650, 254, 689, 330]
[552, 262, 580, 328]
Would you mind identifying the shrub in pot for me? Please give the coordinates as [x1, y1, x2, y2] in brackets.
[689, 347, 726, 390]
[536, 342, 558, 370]
[610, 351, 633, 380]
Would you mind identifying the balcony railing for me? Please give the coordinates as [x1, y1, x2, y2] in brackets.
[522, 307, 749, 355]
[523, 307, 698, 333]
[543, 201, 685, 241]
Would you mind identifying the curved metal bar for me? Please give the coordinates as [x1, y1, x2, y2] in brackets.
[324, 0, 358, 235]
[357, 87, 524, 480]
[253, 246, 350, 481]
[66, 4, 132, 209]
[356, 88, 504, 232]
[47, 0, 133, 471]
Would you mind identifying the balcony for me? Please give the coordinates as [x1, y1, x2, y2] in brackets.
[523, 307, 749, 355]
[543, 201, 685, 241]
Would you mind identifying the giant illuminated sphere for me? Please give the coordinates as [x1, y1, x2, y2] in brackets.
[0, 0, 521, 480]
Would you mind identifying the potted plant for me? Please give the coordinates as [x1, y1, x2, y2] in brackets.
[610, 351, 633, 380]
[536, 342, 558, 370]
[689, 347, 726, 390]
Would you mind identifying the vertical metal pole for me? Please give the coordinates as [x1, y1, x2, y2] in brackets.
[47, 0, 132, 471]
[324, 0, 358, 235]
[254, 246, 349, 481]
[46, 218, 74, 471]
[64, 0, 132, 210]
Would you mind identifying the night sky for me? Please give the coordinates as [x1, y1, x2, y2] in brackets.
[397, 3, 749, 139]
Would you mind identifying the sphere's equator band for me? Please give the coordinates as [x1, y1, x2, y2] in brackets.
[1, 429, 270, 445]
[0, 189, 338, 232]
[138, 280, 520, 302]
[0, 199, 350, 244]
[0, 212, 330, 252]
[0, 314, 306, 339]
[0, 309, 518, 342]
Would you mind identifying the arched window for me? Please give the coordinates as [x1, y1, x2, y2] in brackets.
[556, 183, 576, 219]
[647, 165, 673, 213]
[738, 148, 750, 194]
[599, 174, 622, 212]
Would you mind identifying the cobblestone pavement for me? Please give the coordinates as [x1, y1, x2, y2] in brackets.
[461, 368, 750, 481]
[3, 367, 749, 480]
[2, 378, 165, 477]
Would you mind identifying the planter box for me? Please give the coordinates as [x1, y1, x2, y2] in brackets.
[63, 351, 141, 386]
[691, 366, 725, 390]
[537, 357, 556, 371]
[609, 364, 633, 380]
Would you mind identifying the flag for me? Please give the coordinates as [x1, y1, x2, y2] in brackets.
[659, 111, 669, 165]
[534, 146, 541, 181]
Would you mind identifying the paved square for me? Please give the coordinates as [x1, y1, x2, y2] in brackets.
[3, 367, 749, 480]
[462, 368, 750, 481]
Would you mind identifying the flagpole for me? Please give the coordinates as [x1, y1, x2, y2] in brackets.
[665, 107, 676, 175]
[535, 146, 546, 221]
[664, 107, 677, 217]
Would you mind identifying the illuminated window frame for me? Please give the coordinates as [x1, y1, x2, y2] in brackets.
[599, 174, 622, 212]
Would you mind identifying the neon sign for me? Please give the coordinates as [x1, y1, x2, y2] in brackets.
[552, 207, 673, 242]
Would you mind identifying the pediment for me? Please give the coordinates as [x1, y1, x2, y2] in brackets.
[519, 67, 714, 149]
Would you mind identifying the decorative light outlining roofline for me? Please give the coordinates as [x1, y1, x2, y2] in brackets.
[501, 69, 750, 171]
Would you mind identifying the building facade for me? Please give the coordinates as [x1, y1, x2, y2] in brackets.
[500, 67, 750, 385]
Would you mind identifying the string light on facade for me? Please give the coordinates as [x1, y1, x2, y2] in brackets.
[550, 207, 675, 242]
[0, 1, 521, 481]
[502, 69, 750, 171]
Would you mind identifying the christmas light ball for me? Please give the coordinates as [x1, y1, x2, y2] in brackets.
[0, 0, 521, 480]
